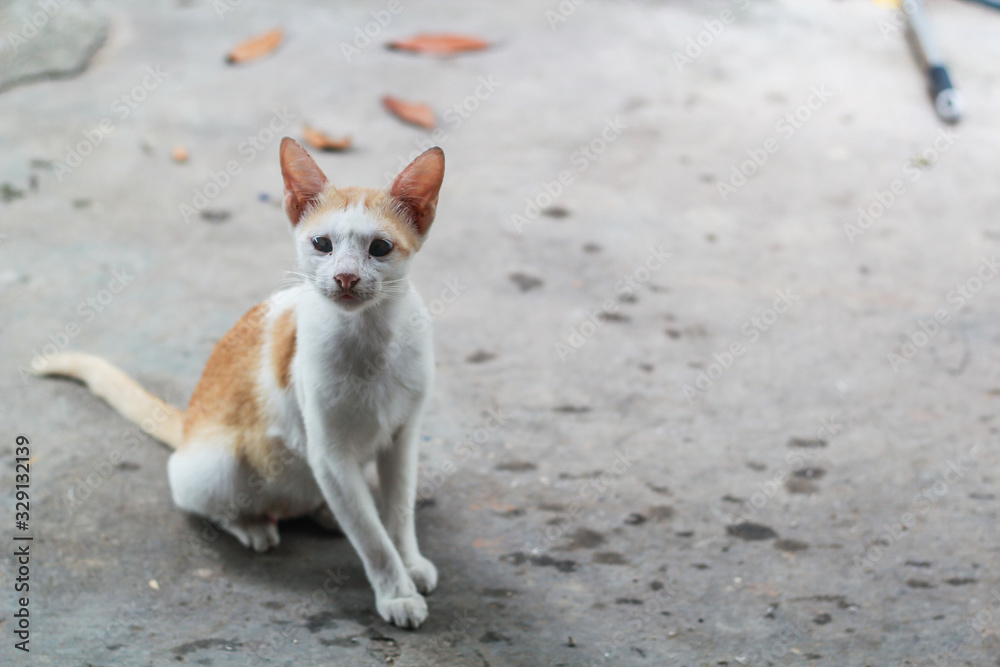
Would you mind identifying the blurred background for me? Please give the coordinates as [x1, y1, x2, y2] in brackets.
[2, 0, 1000, 665]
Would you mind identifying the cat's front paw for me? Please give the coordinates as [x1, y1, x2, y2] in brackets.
[377, 592, 428, 629]
[406, 556, 438, 594]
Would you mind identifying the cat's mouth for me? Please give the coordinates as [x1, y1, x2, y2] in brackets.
[335, 291, 361, 304]
[337, 288, 369, 303]
[328, 287, 374, 309]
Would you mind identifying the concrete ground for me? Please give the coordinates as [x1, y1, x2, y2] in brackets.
[2, 0, 1000, 665]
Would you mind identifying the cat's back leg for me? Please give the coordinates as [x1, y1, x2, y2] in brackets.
[311, 502, 343, 534]
[167, 442, 281, 552]
[168, 295, 303, 552]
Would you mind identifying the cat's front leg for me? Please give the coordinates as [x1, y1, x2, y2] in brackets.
[377, 421, 438, 594]
[304, 425, 427, 628]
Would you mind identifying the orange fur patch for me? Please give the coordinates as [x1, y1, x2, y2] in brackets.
[271, 307, 296, 390]
[183, 302, 272, 472]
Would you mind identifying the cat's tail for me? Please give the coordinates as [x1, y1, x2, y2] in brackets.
[34, 353, 184, 449]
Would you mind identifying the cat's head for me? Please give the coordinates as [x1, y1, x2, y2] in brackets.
[279, 138, 444, 312]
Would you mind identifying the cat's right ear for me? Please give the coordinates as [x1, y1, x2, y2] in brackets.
[280, 137, 328, 225]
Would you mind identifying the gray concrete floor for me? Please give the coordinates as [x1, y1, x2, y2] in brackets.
[2, 0, 1000, 665]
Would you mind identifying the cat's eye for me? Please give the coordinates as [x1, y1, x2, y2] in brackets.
[312, 236, 332, 253]
[369, 239, 392, 257]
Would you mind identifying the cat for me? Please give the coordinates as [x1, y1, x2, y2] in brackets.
[36, 138, 445, 629]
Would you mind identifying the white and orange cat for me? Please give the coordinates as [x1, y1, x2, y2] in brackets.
[37, 139, 445, 629]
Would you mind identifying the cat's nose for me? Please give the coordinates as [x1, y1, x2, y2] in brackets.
[335, 273, 359, 291]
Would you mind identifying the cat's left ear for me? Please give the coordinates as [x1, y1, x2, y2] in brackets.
[280, 137, 328, 226]
[390, 147, 445, 237]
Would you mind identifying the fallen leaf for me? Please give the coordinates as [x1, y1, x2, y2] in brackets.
[382, 96, 435, 129]
[226, 28, 283, 64]
[302, 125, 352, 151]
[387, 33, 489, 56]
[473, 537, 500, 549]
[489, 502, 518, 513]
[171, 146, 188, 163]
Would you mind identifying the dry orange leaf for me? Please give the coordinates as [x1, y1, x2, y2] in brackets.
[171, 145, 189, 163]
[382, 96, 435, 129]
[302, 125, 352, 151]
[387, 33, 489, 56]
[472, 537, 500, 549]
[226, 28, 283, 64]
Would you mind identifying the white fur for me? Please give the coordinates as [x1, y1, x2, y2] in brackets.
[168, 202, 438, 628]
[291, 204, 438, 628]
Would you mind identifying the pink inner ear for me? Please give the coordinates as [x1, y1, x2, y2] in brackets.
[390, 147, 444, 236]
[280, 138, 328, 225]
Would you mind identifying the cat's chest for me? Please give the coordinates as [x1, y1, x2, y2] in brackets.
[315, 349, 426, 452]
[294, 301, 432, 450]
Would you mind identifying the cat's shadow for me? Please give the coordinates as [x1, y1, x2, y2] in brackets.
[179, 514, 472, 638]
